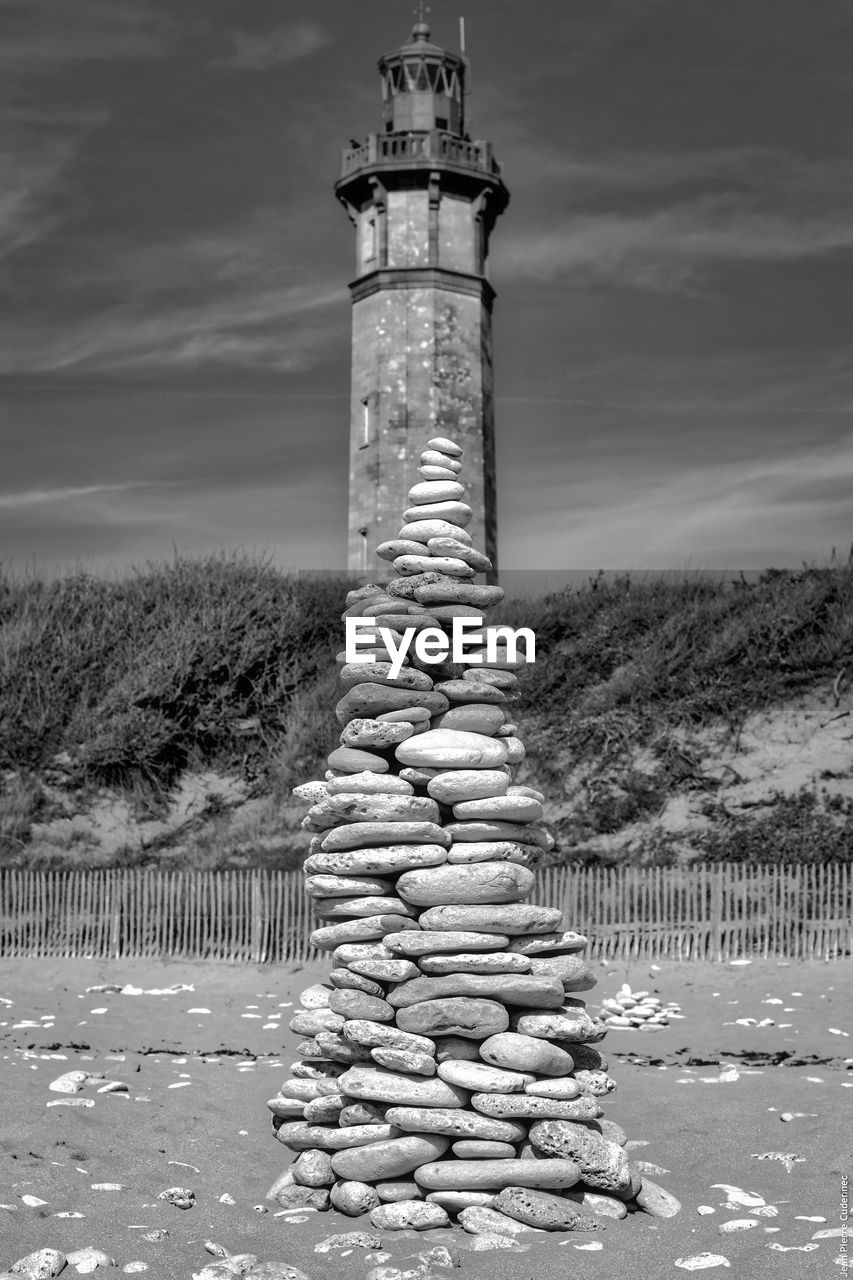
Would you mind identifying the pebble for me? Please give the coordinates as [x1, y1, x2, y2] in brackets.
[306, 842, 448, 877]
[427, 770, 509, 803]
[511, 1007, 606, 1042]
[470, 1092, 600, 1121]
[433, 704, 506, 734]
[564, 1188, 628, 1219]
[320, 823, 450, 852]
[493, 1186, 602, 1232]
[415, 1158, 583, 1191]
[329, 989, 395, 1022]
[329, 970, 386, 997]
[383, 1106, 526, 1143]
[528, 955, 596, 989]
[525, 1076, 585, 1099]
[326, 746, 390, 774]
[453, 796, 543, 822]
[438, 1060, 534, 1093]
[418, 952, 532, 975]
[507, 931, 589, 955]
[426, 538, 492, 571]
[336, 1066, 468, 1108]
[457, 1206, 536, 1235]
[395, 555, 474, 579]
[398, 519, 473, 544]
[315, 1231, 382, 1252]
[276, 1121, 398, 1151]
[338, 664, 433, 691]
[336, 686, 448, 726]
[395, 862, 534, 907]
[402, 500, 473, 526]
[341, 719, 416, 748]
[375, 1180, 422, 1202]
[342, 1020, 434, 1055]
[452, 1139, 517, 1158]
[396, 729, 508, 770]
[466, 1233, 530, 1252]
[388, 973, 564, 1009]
[375, 705, 432, 720]
[158, 1186, 195, 1209]
[447, 842, 536, 867]
[384, 929, 509, 955]
[299, 984, 334, 1009]
[331, 1134, 450, 1181]
[66, 1248, 117, 1272]
[310, 917, 419, 950]
[479, 1031, 575, 1076]
[370, 1201, 450, 1231]
[528, 1121, 633, 1195]
[395, 997, 509, 1039]
[347, 957, 422, 983]
[292, 1150, 335, 1187]
[288, 1008, 345, 1036]
[329, 1181, 380, 1216]
[273, 1185, 332, 1210]
[413, 581, 503, 606]
[418, 904, 562, 934]
[313, 793, 439, 826]
[434, 680, 510, 705]
[377, 538, 434, 560]
[371, 1048, 436, 1075]
[8, 1251, 67, 1278]
[426, 1190, 496, 1211]
[633, 1177, 681, 1217]
[427, 436, 464, 456]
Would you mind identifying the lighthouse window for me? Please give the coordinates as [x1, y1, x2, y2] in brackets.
[435, 116, 448, 130]
[360, 396, 372, 446]
[359, 528, 368, 570]
[362, 215, 376, 265]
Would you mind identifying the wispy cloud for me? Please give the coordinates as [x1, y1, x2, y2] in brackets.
[498, 147, 853, 291]
[214, 21, 329, 71]
[0, 0, 170, 73]
[0, 482, 153, 510]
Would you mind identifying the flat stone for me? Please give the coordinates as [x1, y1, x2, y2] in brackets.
[329, 1180, 380, 1216]
[396, 554, 474, 579]
[312, 895, 417, 919]
[395, 862, 535, 907]
[346, 956, 421, 982]
[528, 955, 596, 990]
[444, 821, 547, 846]
[371, 1047, 435, 1075]
[492, 1186, 601, 1232]
[527, 1121, 633, 1195]
[329, 989, 395, 1022]
[339, 663, 434, 691]
[403, 500, 473, 526]
[310, 916, 419, 950]
[396, 729, 509, 770]
[315, 1230, 382, 1252]
[342, 1020, 434, 1055]
[288, 1008, 345, 1035]
[395, 997, 509, 1039]
[331, 1133, 450, 1181]
[388, 973, 564, 1009]
[427, 770, 509, 803]
[426, 537, 492, 571]
[471, 1093, 601, 1121]
[341, 719, 416, 749]
[511, 1006, 606, 1043]
[414, 581, 503, 607]
[479, 1032, 575, 1076]
[384, 1106, 525, 1143]
[415, 1159, 582, 1192]
[633, 1177, 681, 1217]
[326, 746, 389, 774]
[462, 666, 518, 686]
[426, 1191, 496, 1212]
[303, 1094, 345, 1122]
[447, 841, 536, 866]
[408, 479, 466, 504]
[311, 794, 440, 827]
[9, 1249, 67, 1278]
[320, 822, 450, 852]
[305, 873, 395, 898]
[376, 704, 433, 721]
[433, 681, 510, 707]
[433, 704, 506, 734]
[331, 941, 394, 966]
[386, 571, 446, 599]
[370, 1200, 450, 1231]
[384, 929, 509, 955]
[458, 1206, 537, 1235]
[292, 780, 329, 803]
[426, 435, 463, 456]
[377, 537, 431, 561]
[417, 904, 562, 935]
[419, 464, 461, 480]
[417, 952, 532, 975]
[398, 765, 444, 785]
[267, 1094, 309, 1118]
[437, 1061, 535, 1093]
[452, 1139, 517, 1159]
[564, 1189, 628, 1219]
[305, 844, 448, 875]
[289, 1060, 347, 1080]
[299, 983, 334, 1009]
[276, 1121, 398, 1152]
[302, 1030, 372, 1063]
[453, 796, 543, 822]
[375, 1179, 423, 1202]
[336, 685, 448, 726]
[568, 1044, 608, 1072]
[325, 772, 415, 796]
[398, 519, 474, 545]
[275, 1078, 342, 1102]
[337, 1066, 468, 1108]
[507, 931, 589, 955]
[525, 1077, 585, 1099]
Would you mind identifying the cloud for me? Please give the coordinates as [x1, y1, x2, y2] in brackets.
[0, 482, 154, 510]
[0, 0, 170, 73]
[215, 21, 329, 71]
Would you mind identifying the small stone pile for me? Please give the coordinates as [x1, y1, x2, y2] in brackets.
[599, 984, 681, 1031]
[270, 435, 681, 1240]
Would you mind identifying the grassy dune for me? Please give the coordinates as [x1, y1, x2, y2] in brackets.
[1, 554, 851, 868]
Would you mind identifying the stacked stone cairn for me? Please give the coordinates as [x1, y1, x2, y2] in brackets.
[269, 435, 681, 1240]
[599, 983, 682, 1031]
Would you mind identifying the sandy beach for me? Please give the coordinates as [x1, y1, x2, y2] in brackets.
[0, 955, 848, 1277]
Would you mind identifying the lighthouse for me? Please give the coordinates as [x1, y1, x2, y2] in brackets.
[335, 19, 509, 575]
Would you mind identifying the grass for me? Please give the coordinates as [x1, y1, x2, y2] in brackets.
[1, 556, 851, 867]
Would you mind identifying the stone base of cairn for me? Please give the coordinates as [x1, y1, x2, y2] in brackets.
[269, 436, 681, 1239]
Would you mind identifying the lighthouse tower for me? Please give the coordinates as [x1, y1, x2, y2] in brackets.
[336, 19, 509, 574]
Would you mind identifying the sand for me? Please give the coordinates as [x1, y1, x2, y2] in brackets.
[1, 956, 849, 1277]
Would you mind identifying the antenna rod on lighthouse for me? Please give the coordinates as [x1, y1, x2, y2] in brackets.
[459, 16, 470, 134]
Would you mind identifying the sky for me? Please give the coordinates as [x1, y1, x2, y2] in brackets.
[2, 0, 852, 575]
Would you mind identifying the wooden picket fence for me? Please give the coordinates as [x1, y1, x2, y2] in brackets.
[0, 863, 849, 963]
